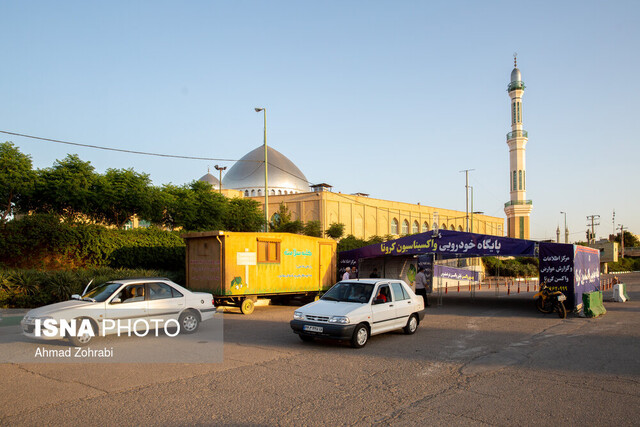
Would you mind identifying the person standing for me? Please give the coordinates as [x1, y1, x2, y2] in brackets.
[350, 267, 358, 279]
[369, 268, 380, 278]
[342, 267, 351, 281]
[414, 267, 430, 307]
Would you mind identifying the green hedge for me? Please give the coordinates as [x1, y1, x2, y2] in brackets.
[608, 257, 640, 272]
[0, 267, 185, 308]
[482, 256, 539, 277]
[0, 214, 185, 270]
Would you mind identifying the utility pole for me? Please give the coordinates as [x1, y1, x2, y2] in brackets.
[459, 169, 474, 232]
[618, 224, 628, 258]
[586, 214, 600, 244]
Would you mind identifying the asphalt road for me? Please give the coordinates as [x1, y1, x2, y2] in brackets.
[1, 273, 639, 426]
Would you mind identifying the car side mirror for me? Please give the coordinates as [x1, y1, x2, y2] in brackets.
[71, 294, 81, 300]
[111, 297, 122, 304]
[373, 298, 385, 305]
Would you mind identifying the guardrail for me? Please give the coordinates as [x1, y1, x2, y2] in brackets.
[508, 80, 525, 91]
[507, 129, 528, 140]
[504, 200, 532, 208]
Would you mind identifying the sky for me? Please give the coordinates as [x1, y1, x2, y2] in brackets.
[2, 0, 639, 241]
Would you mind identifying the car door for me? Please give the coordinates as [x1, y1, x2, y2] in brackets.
[103, 284, 149, 336]
[390, 281, 415, 327]
[147, 282, 185, 327]
[370, 283, 398, 335]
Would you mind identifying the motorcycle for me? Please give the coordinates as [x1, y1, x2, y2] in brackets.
[534, 283, 567, 319]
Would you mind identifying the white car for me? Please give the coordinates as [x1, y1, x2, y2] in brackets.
[290, 279, 425, 348]
[21, 278, 216, 346]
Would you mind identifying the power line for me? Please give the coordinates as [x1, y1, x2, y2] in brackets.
[0, 130, 251, 163]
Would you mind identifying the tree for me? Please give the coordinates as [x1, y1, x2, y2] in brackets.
[29, 154, 98, 220]
[614, 230, 639, 247]
[0, 142, 35, 223]
[337, 234, 368, 252]
[325, 222, 345, 239]
[270, 203, 292, 231]
[270, 203, 304, 233]
[166, 181, 227, 231]
[94, 168, 155, 227]
[224, 198, 264, 232]
[303, 220, 323, 237]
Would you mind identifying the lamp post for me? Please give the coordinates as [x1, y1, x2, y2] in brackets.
[460, 169, 474, 232]
[470, 186, 473, 233]
[560, 211, 568, 243]
[213, 165, 226, 194]
[255, 107, 268, 231]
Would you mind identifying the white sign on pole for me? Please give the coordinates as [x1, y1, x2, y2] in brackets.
[237, 252, 257, 266]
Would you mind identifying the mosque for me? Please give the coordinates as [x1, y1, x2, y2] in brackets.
[199, 61, 531, 240]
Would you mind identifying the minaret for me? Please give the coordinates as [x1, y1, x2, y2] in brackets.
[504, 54, 532, 239]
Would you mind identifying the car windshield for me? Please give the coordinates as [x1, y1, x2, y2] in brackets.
[83, 282, 122, 302]
[321, 282, 374, 303]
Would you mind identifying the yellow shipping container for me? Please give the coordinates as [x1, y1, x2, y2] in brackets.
[182, 231, 337, 314]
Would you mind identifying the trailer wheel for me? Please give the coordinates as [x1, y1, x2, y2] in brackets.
[240, 298, 255, 315]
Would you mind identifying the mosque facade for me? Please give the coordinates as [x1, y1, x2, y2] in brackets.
[199, 147, 503, 240]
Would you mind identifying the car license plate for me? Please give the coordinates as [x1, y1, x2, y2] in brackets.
[303, 325, 323, 333]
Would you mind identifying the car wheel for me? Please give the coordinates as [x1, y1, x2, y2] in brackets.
[240, 298, 255, 315]
[179, 310, 200, 334]
[403, 314, 419, 335]
[299, 335, 314, 342]
[67, 318, 97, 347]
[350, 324, 369, 348]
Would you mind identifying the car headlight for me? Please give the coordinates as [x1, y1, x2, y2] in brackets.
[23, 315, 53, 324]
[293, 311, 305, 321]
[329, 316, 350, 324]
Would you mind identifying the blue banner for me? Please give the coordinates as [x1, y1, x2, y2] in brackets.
[340, 229, 536, 263]
[539, 243, 600, 309]
[573, 245, 600, 304]
[434, 265, 479, 282]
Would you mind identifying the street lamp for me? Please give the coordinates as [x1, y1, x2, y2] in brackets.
[255, 107, 268, 231]
[213, 165, 227, 194]
[560, 211, 568, 243]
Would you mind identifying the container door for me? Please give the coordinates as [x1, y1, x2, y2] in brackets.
[319, 243, 335, 291]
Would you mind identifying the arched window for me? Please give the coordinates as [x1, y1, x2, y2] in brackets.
[251, 189, 255, 197]
[402, 220, 409, 234]
[257, 189, 262, 196]
[441, 223, 447, 230]
[244, 190, 249, 197]
[278, 190, 282, 195]
[458, 226, 463, 231]
[270, 189, 275, 195]
[412, 221, 419, 234]
[270, 213, 280, 227]
[423, 221, 429, 232]
[391, 218, 399, 235]
[513, 171, 517, 191]
[450, 225, 455, 231]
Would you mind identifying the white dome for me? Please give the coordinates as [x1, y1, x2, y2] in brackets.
[222, 146, 310, 196]
[198, 172, 220, 189]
